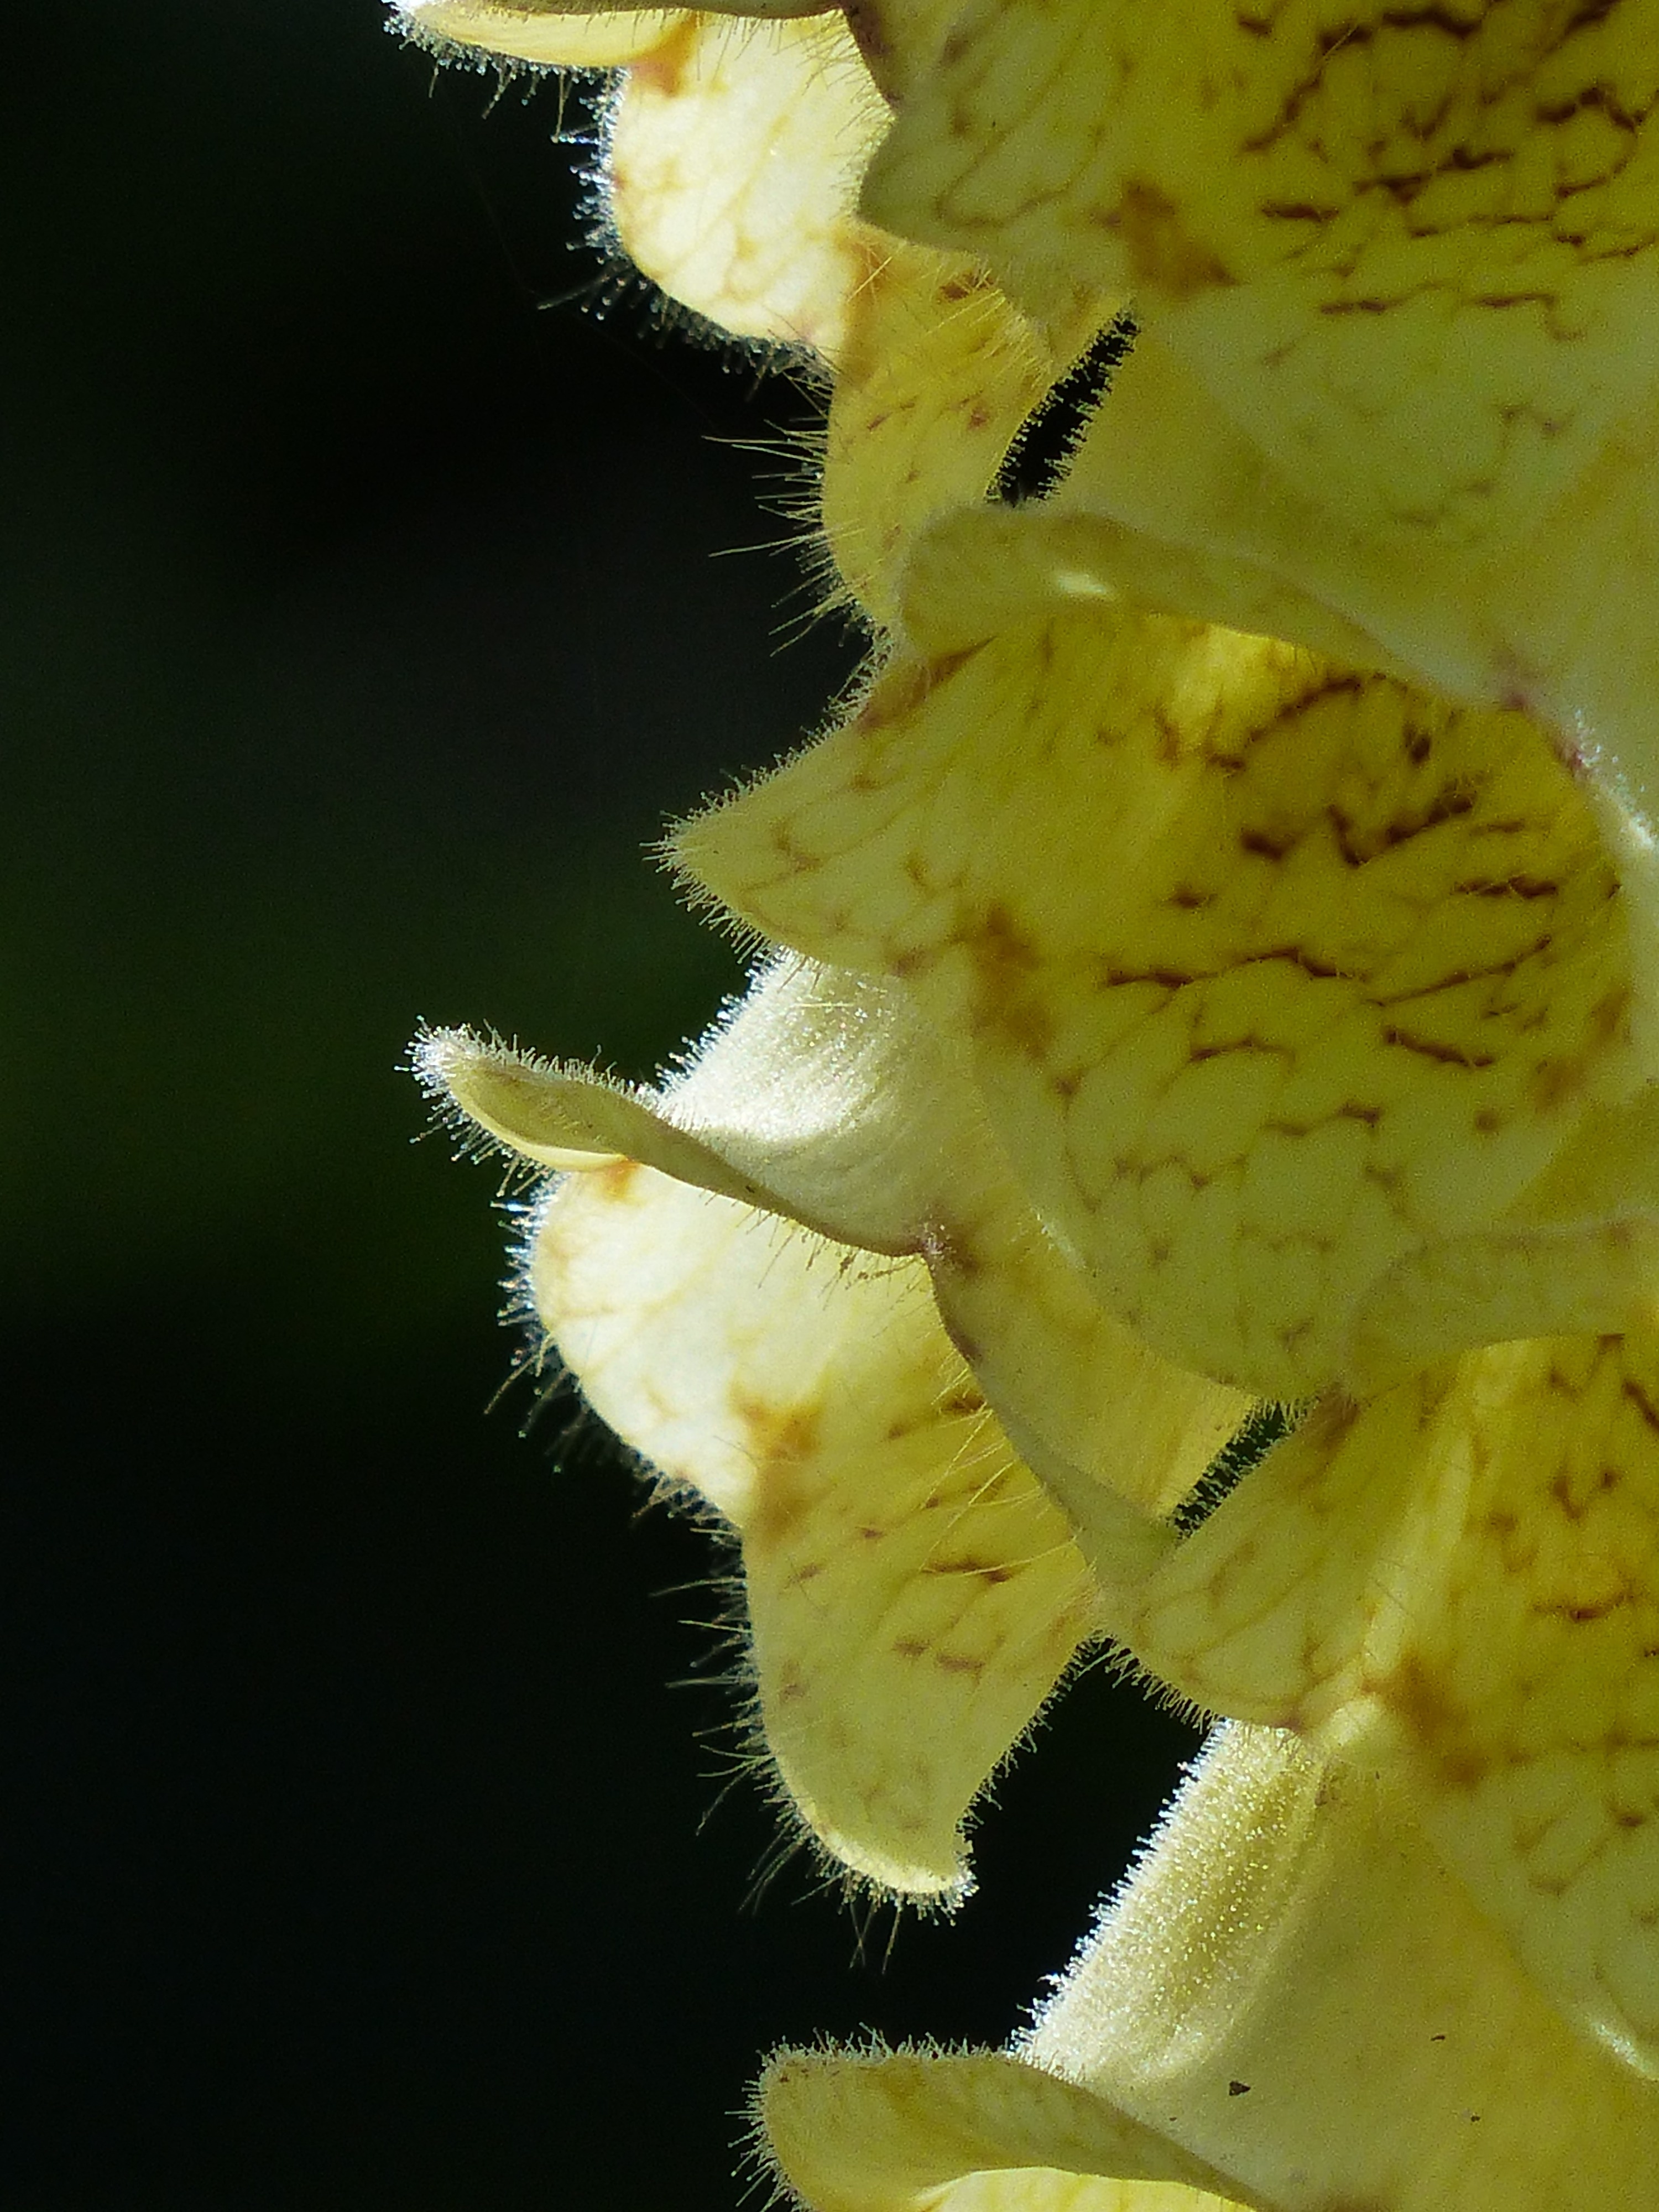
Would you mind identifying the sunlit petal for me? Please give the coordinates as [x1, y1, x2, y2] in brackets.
[679, 606, 1634, 1396]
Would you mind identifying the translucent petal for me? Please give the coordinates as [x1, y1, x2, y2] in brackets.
[421, 960, 1246, 1516]
[765, 1730, 1659, 2208]
[528, 1160, 1096, 1895]
[823, 247, 1049, 627]
[860, 0, 1659, 811]
[823, 245, 1125, 628]
[1108, 1336, 1659, 2073]
[608, 12, 888, 357]
[1025, 1726, 1659, 2210]
[678, 606, 1634, 1395]
[394, 3, 696, 69]
[764, 2047, 1248, 2212]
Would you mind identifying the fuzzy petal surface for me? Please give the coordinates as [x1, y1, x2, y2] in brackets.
[608, 11, 887, 356]
[679, 608, 1636, 1397]
[1108, 1334, 1659, 2072]
[528, 1158, 1097, 1895]
[421, 961, 1246, 1515]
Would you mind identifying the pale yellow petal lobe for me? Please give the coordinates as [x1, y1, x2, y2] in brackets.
[530, 1160, 1097, 1895]
[679, 608, 1634, 1396]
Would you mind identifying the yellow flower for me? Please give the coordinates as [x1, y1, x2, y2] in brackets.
[395, 0, 1659, 2201]
[859, 0, 1659, 821]
[418, 954, 1239, 1895]
[764, 1728, 1659, 2211]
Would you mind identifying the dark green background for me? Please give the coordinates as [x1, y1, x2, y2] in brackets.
[1, 8, 1198, 2205]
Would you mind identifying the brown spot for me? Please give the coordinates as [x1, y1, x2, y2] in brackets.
[1100, 179, 1234, 299]
[936, 1652, 985, 1676]
[1376, 1651, 1490, 1791]
[1473, 1107, 1504, 1134]
[1460, 867, 1566, 894]
[626, 14, 701, 96]
[961, 902, 1055, 1056]
[733, 1392, 822, 1556]
[859, 646, 978, 731]
[592, 1157, 644, 1201]
[925, 1218, 984, 1284]
[1624, 1374, 1659, 1434]
[925, 1555, 1011, 1584]
[1329, 783, 1477, 866]
[1381, 1026, 1496, 1068]
[893, 1637, 927, 1660]
[1167, 885, 1217, 909]
[1099, 961, 1199, 990]
[1241, 824, 1300, 861]
[1227, 2079, 1252, 2096]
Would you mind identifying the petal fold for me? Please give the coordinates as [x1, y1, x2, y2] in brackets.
[677, 607, 1635, 1397]
[528, 1158, 1097, 1896]
[422, 961, 1247, 1516]
[861, 0, 1659, 818]
[764, 2047, 1250, 2212]
[1108, 1334, 1659, 2073]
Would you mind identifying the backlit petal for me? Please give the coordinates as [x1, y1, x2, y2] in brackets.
[528, 1158, 1096, 1895]
[609, 11, 887, 356]
[679, 607, 1634, 1396]
[1107, 1335, 1659, 2072]
[421, 959, 1246, 1514]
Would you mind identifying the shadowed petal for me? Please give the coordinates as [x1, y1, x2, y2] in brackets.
[1104, 1334, 1659, 2073]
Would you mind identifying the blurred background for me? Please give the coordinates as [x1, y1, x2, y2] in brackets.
[0, 7, 1198, 2206]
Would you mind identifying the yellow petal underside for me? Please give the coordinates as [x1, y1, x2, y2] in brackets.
[861, 0, 1659, 806]
[863, 0, 1659, 568]
[422, 963, 1247, 1516]
[395, 3, 695, 67]
[1028, 1727, 1659, 2209]
[609, 12, 888, 357]
[529, 1160, 1097, 1896]
[764, 2048, 1251, 2212]
[679, 607, 1634, 1396]
[1112, 1333, 1659, 2072]
[821, 244, 1126, 628]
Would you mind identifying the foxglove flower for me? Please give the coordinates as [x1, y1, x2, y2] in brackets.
[399, 0, 1659, 2201]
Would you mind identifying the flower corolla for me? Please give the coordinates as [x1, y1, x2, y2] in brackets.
[399, 1, 1659, 2201]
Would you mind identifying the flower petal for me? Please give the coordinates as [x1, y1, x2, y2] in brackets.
[421, 961, 1246, 1516]
[1026, 1726, 1659, 2209]
[1108, 1334, 1659, 2073]
[861, 0, 1659, 808]
[823, 243, 1126, 628]
[608, 11, 888, 357]
[394, 3, 698, 67]
[822, 247, 1055, 628]
[765, 1729, 1659, 2208]
[764, 2047, 1250, 2212]
[677, 607, 1635, 1396]
[529, 1157, 1097, 1895]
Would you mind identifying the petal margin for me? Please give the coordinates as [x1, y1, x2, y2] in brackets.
[420, 959, 1247, 1516]
[1105, 1334, 1659, 2074]
[678, 607, 1634, 1397]
[529, 1157, 1097, 1896]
